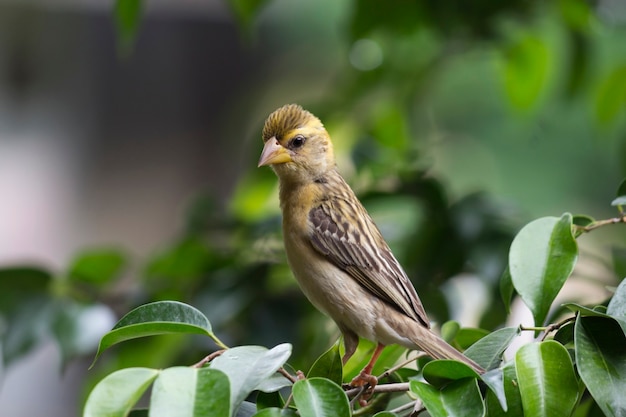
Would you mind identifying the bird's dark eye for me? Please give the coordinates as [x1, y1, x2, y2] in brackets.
[290, 135, 306, 149]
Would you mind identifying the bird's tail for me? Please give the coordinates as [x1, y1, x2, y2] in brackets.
[410, 328, 485, 374]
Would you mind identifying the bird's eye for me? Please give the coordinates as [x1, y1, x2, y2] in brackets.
[290, 135, 306, 149]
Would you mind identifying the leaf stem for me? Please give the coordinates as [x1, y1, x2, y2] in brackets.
[575, 214, 626, 233]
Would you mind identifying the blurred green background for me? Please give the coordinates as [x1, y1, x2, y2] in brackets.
[0, 0, 625, 415]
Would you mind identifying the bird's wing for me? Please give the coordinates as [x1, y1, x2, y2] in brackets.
[308, 198, 430, 328]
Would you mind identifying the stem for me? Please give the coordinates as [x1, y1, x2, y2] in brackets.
[209, 333, 229, 350]
[345, 382, 411, 398]
[519, 315, 577, 341]
[192, 349, 225, 368]
[575, 214, 626, 233]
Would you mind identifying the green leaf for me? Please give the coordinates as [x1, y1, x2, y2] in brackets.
[342, 340, 405, 382]
[92, 301, 213, 366]
[68, 248, 126, 286]
[500, 266, 515, 313]
[410, 378, 485, 417]
[465, 327, 520, 370]
[572, 215, 595, 237]
[210, 344, 292, 412]
[595, 65, 626, 125]
[422, 360, 480, 388]
[486, 361, 523, 417]
[292, 378, 350, 417]
[255, 391, 284, 410]
[373, 413, 397, 417]
[114, 0, 143, 54]
[454, 327, 489, 350]
[607, 278, 626, 320]
[611, 196, 626, 207]
[83, 367, 159, 417]
[150, 367, 230, 417]
[509, 214, 578, 326]
[441, 321, 460, 344]
[307, 341, 343, 384]
[253, 408, 298, 417]
[575, 316, 626, 417]
[501, 34, 550, 111]
[255, 372, 292, 393]
[515, 341, 579, 417]
[0, 267, 51, 314]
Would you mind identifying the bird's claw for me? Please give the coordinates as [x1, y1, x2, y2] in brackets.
[350, 372, 378, 406]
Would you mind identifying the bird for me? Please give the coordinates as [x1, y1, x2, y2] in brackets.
[257, 104, 484, 391]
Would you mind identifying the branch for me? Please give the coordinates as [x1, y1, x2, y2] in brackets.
[575, 214, 626, 233]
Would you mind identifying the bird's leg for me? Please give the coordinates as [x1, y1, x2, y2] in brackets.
[350, 343, 385, 406]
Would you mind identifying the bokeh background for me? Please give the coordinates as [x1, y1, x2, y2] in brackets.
[1, 0, 626, 415]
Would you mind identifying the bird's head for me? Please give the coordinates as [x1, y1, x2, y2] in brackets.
[258, 104, 335, 183]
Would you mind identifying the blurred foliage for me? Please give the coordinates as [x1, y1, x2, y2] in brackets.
[2, 0, 626, 415]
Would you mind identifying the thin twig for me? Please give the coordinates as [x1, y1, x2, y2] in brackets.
[192, 349, 225, 368]
[378, 353, 426, 380]
[519, 315, 577, 341]
[575, 215, 626, 233]
[345, 382, 411, 398]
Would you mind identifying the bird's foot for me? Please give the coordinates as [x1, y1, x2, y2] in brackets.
[350, 371, 378, 407]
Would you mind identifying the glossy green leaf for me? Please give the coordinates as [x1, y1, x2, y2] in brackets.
[486, 362, 523, 417]
[255, 373, 292, 393]
[253, 408, 297, 417]
[509, 214, 578, 326]
[515, 341, 579, 417]
[342, 340, 405, 382]
[255, 391, 284, 410]
[292, 378, 350, 417]
[565, 302, 626, 336]
[410, 378, 484, 417]
[210, 344, 292, 412]
[481, 368, 507, 412]
[500, 266, 515, 313]
[465, 327, 519, 370]
[607, 278, 626, 320]
[69, 249, 126, 286]
[307, 341, 342, 384]
[611, 196, 626, 207]
[83, 367, 159, 417]
[455, 327, 489, 349]
[441, 321, 460, 344]
[150, 367, 229, 417]
[501, 34, 550, 111]
[595, 65, 626, 125]
[236, 402, 258, 417]
[575, 316, 626, 417]
[92, 301, 213, 366]
[572, 215, 595, 237]
[422, 360, 479, 388]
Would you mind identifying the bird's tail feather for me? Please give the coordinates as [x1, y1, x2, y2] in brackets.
[412, 329, 484, 374]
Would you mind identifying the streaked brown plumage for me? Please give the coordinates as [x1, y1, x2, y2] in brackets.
[258, 104, 484, 383]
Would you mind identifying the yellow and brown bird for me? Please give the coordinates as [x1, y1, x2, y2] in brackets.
[258, 104, 483, 388]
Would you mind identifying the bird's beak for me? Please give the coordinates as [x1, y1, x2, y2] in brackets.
[258, 138, 292, 167]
